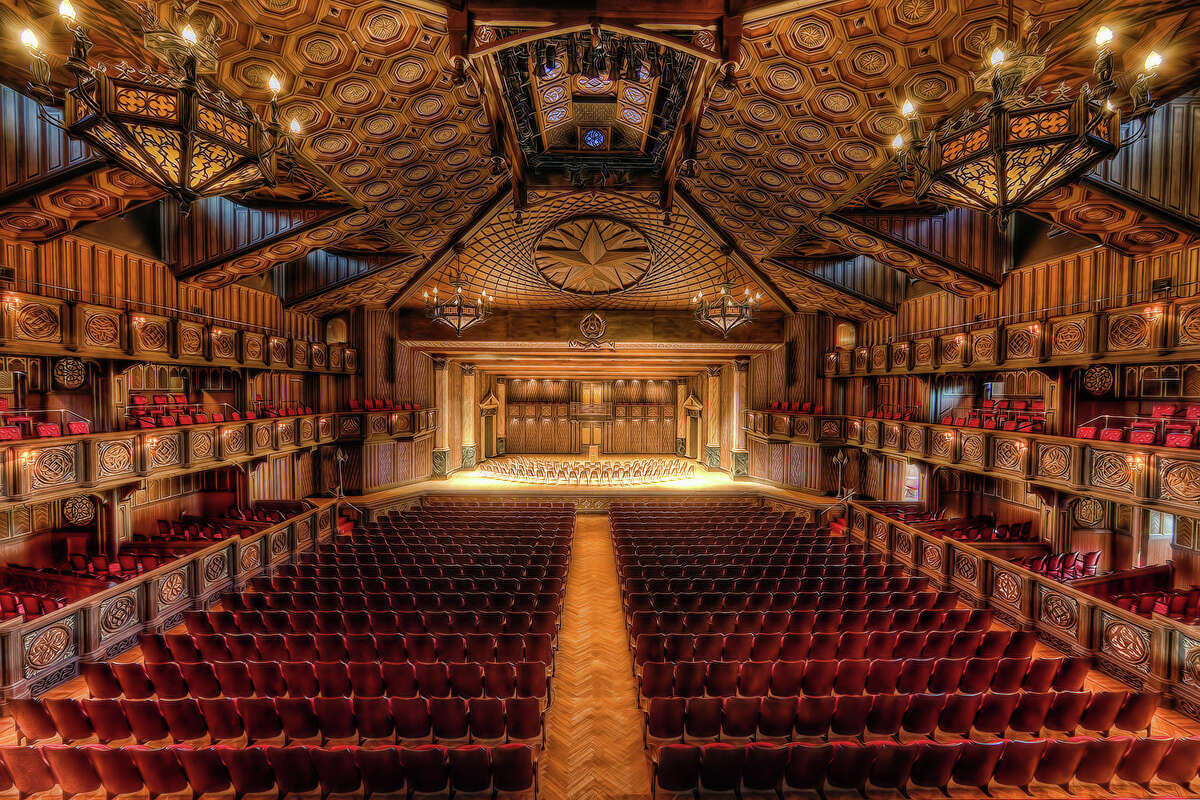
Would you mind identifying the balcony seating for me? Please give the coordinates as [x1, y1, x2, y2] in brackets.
[1013, 552, 1101, 581]
[1075, 407, 1200, 448]
[352, 398, 423, 412]
[126, 396, 317, 430]
[1111, 589, 1200, 625]
[764, 402, 824, 415]
[0, 591, 64, 620]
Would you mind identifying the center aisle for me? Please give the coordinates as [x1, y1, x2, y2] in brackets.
[540, 513, 652, 800]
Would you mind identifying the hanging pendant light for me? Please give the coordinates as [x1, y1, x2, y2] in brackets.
[692, 247, 760, 337]
[424, 244, 493, 336]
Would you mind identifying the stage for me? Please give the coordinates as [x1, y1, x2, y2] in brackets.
[473, 455, 697, 486]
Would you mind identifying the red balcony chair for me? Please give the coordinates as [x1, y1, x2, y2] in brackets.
[1075, 425, 1098, 439]
[1099, 426, 1126, 442]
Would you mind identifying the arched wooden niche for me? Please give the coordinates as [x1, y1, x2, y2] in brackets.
[326, 318, 348, 344]
[835, 322, 856, 349]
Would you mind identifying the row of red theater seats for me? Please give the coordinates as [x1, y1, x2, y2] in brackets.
[307, 546, 571, 559]
[225, 591, 563, 614]
[647, 737, 1199, 798]
[0, 743, 537, 800]
[300, 556, 569, 571]
[643, 689, 1159, 747]
[765, 401, 825, 414]
[349, 398, 422, 411]
[636, 656, 1090, 702]
[616, 555, 883, 569]
[0, 421, 89, 440]
[1077, 422, 1199, 448]
[623, 587, 948, 616]
[939, 414, 1044, 433]
[83, 661, 551, 704]
[280, 563, 569, 580]
[632, 628, 1036, 670]
[12, 696, 543, 749]
[622, 574, 911, 594]
[618, 563, 903, 580]
[252, 576, 564, 596]
[628, 608, 993, 638]
[184, 609, 560, 636]
[144, 631, 555, 667]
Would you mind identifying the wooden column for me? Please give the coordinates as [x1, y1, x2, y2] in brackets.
[731, 358, 749, 476]
[705, 364, 722, 469]
[432, 356, 450, 478]
[461, 363, 477, 469]
[675, 379, 687, 457]
[496, 378, 507, 456]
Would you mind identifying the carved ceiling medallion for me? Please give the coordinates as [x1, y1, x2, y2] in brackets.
[536, 216, 652, 296]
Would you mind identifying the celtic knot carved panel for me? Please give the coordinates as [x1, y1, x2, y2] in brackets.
[270, 337, 289, 364]
[24, 621, 74, 674]
[83, 312, 120, 347]
[62, 495, 95, 525]
[278, 423, 295, 446]
[240, 544, 262, 571]
[971, 332, 996, 364]
[342, 417, 362, 436]
[136, 321, 167, 351]
[992, 439, 1023, 471]
[960, 435, 983, 464]
[820, 420, 840, 439]
[932, 433, 951, 457]
[914, 340, 933, 365]
[922, 541, 943, 570]
[293, 341, 309, 366]
[1073, 497, 1105, 527]
[1101, 616, 1151, 668]
[870, 347, 886, 369]
[158, 570, 187, 604]
[224, 427, 247, 454]
[271, 532, 289, 556]
[993, 570, 1021, 604]
[244, 335, 264, 362]
[100, 595, 137, 634]
[883, 425, 900, 447]
[311, 344, 327, 367]
[1179, 303, 1200, 346]
[191, 431, 214, 460]
[204, 553, 228, 583]
[98, 441, 134, 476]
[178, 325, 203, 356]
[940, 336, 962, 363]
[17, 303, 61, 341]
[32, 447, 76, 488]
[53, 358, 86, 389]
[1037, 444, 1070, 479]
[891, 344, 908, 368]
[212, 331, 236, 359]
[870, 519, 888, 543]
[1182, 638, 1200, 688]
[1040, 590, 1078, 632]
[1107, 313, 1152, 351]
[1091, 452, 1132, 492]
[894, 530, 912, 556]
[1159, 459, 1200, 503]
[1051, 319, 1087, 354]
[1082, 365, 1114, 395]
[905, 428, 924, 453]
[254, 425, 273, 449]
[152, 435, 180, 468]
[953, 552, 978, 582]
[1006, 328, 1035, 359]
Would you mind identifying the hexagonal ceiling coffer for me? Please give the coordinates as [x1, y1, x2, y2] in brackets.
[534, 216, 653, 296]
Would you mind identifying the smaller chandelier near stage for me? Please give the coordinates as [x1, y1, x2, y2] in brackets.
[20, 2, 295, 212]
[893, 12, 1163, 231]
[424, 245, 493, 336]
[692, 247, 760, 337]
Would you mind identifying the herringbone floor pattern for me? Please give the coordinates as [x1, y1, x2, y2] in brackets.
[539, 514, 652, 800]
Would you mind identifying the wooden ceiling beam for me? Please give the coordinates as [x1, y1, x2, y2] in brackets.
[766, 257, 899, 314]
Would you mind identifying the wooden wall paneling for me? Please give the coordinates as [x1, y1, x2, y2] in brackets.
[0, 85, 94, 197]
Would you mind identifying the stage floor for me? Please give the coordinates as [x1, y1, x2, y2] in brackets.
[456, 454, 734, 492]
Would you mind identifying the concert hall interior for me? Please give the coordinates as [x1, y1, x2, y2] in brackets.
[2, 0, 1200, 797]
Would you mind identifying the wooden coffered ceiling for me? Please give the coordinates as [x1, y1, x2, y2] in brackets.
[1, 0, 1198, 322]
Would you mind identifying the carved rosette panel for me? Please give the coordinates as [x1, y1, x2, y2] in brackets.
[223, 427, 247, 455]
[1106, 312, 1153, 352]
[239, 543, 263, 573]
[1004, 327, 1037, 360]
[1099, 613, 1152, 671]
[1082, 365, 1114, 396]
[135, 320, 168, 353]
[1177, 300, 1200, 347]
[292, 341, 309, 368]
[931, 432, 951, 458]
[992, 569, 1021, 606]
[1090, 451, 1133, 492]
[311, 343, 328, 368]
[244, 334, 266, 364]
[53, 358, 86, 390]
[212, 330, 236, 360]
[97, 441, 135, 478]
[99, 593, 138, 636]
[1036, 444, 1070, 481]
[870, 518, 888, 545]
[370, 414, 389, 435]
[269, 337, 289, 366]
[62, 495, 95, 526]
[992, 439, 1024, 473]
[921, 540, 943, 571]
[190, 430, 215, 461]
[959, 434, 984, 466]
[24, 618, 75, 676]
[1038, 587, 1079, 635]
[151, 434, 181, 468]
[953, 552, 979, 584]
[16, 302, 63, 342]
[31, 446, 76, 489]
[970, 330, 997, 366]
[914, 339, 934, 367]
[905, 427, 924, 455]
[158, 569, 188, 604]
[1051, 318, 1089, 355]
[203, 553, 229, 585]
[82, 309, 121, 349]
[178, 323, 205, 357]
[1158, 458, 1200, 504]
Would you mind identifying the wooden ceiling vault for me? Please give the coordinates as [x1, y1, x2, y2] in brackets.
[0, 0, 1197, 321]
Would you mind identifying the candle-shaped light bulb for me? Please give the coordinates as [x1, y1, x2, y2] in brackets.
[892, 133, 904, 149]
[1145, 51, 1162, 71]
[20, 29, 38, 50]
[990, 48, 1005, 65]
[289, 118, 301, 134]
[268, 74, 281, 95]
[58, 0, 77, 23]
[1095, 26, 1113, 46]
[180, 25, 197, 45]
[900, 99, 915, 117]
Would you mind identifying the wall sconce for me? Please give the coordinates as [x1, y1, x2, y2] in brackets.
[1127, 454, 1146, 472]
[1031, 323, 1042, 334]
[146, 436, 158, 453]
[955, 335, 965, 345]
[18, 450, 33, 467]
[2, 294, 20, 312]
[211, 328, 222, 338]
[132, 315, 145, 327]
[1143, 304, 1164, 319]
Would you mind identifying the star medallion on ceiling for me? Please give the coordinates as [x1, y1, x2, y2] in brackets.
[535, 216, 652, 295]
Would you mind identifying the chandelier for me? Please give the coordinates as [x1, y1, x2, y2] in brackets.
[423, 245, 493, 336]
[20, 2, 295, 212]
[893, 13, 1163, 230]
[691, 247, 760, 337]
